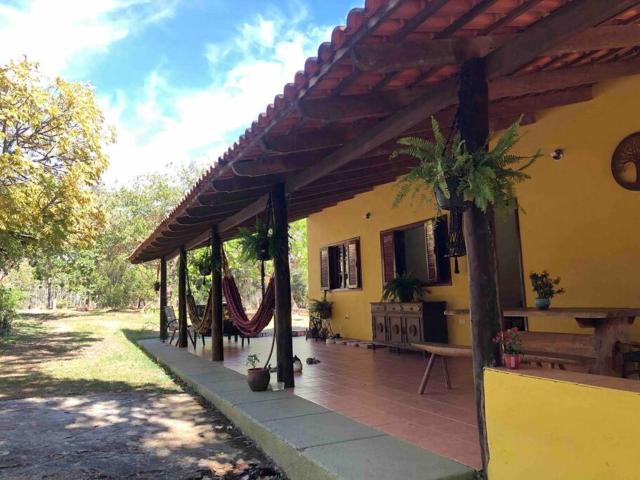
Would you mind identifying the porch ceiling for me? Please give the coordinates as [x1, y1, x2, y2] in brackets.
[129, 0, 640, 264]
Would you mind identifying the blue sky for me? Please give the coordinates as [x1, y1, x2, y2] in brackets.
[0, 0, 358, 184]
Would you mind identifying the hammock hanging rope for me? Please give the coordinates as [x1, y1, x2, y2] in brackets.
[221, 248, 275, 338]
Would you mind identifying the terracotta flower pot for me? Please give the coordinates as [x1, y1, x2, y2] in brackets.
[503, 353, 522, 370]
[247, 368, 270, 391]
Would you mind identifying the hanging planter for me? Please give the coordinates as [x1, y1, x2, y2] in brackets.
[198, 250, 212, 276]
[434, 177, 464, 211]
[238, 219, 274, 262]
[392, 116, 541, 215]
[153, 281, 161, 293]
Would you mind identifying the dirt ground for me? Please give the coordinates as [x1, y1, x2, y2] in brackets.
[0, 311, 285, 480]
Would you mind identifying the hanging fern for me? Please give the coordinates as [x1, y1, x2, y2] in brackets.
[237, 219, 275, 262]
[393, 116, 541, 213]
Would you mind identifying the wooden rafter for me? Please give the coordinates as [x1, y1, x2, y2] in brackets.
[353, 25, 640, 73]
[485, 0, 640, 79]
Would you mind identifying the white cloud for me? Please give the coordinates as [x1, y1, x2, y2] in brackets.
[102, 11, 333, 185]
[0, 0, 177, 76]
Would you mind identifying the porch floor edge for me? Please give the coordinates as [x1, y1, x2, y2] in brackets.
[137, 339, 476, 480]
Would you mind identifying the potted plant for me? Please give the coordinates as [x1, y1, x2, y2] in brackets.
[382, 273, 427, 303]
[246, 354, 270, 391]
[309, 293, 332, 320]
[493, 328, 523, 369]
[529, 270, 565, 310]
[393, 116, 541, 214]
[197, 249, 212, 276]
[238, 219, 273, 262]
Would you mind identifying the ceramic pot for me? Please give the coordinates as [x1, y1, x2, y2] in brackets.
[535, 298, 551, 310]
[503, 353, 522, 370]
[247, 368, 270, 391]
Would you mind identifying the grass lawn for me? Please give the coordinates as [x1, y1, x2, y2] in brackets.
[0, 309, 181, 399]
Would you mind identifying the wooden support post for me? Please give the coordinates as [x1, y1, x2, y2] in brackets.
[211, 227, 224, 361]
[160, 256, 168, 342]
[178, 246, 188, 348]
[458, 57, 502, 475]
[272, 183, 294, 388]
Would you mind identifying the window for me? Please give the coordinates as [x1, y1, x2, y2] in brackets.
[320, 238, 361, 290]
[380, 217, 451, 286]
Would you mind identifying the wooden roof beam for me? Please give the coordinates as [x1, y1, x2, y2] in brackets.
[353, 25, 640, 73]
[215, 1, 640, 234]
[301, 57, 640, 121]
[230, 147, 337, 177]
[485, 0, 640, 79]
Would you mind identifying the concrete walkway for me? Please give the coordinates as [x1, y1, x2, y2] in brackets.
[139, 339, 476, 480]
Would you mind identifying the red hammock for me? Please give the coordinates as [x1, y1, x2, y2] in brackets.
[222, 274, 275, 337]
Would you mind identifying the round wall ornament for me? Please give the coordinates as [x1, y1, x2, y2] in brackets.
[612, 133, 640, 191]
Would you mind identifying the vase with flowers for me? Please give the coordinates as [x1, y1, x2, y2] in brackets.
[529, 270, 565, 310]
[493, 327, 523, 369]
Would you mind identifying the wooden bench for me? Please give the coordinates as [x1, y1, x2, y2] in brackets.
[412, 342, 472, 394]
[520, 332, 596, 369]
[413, 332, 598, 394]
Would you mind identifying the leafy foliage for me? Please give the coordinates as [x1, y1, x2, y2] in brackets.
[382, 273, 427, 303]
[394, 117, 541, 213]
[309, 293, 332, 319]
[246, 353, 261, 369]
[493, 327, 523, 354]
[0, 286, 20, 336]
[0, 59, 114, 275]
[237, 219, 274, 262]
[529, 271, 565, 299]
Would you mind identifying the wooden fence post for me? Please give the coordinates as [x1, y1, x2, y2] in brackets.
[178, 246, 188, 348]
[211, 226, 224, 361]
[160, 256, 168, 342]
[458, 57, 502, 475]
[272, 183, 294, 388]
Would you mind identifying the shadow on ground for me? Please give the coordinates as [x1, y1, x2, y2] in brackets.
[0, 391, 282, 479]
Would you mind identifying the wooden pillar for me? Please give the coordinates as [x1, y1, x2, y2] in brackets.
[458, 57, 502, 475]
[178, 246, 188, 348]
[211, 226, 224, 361]
[160, 256, 168, 342]
[272, 183, 294, 388]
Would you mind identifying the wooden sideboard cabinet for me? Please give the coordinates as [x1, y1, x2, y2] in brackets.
[371, 302, 448, 348]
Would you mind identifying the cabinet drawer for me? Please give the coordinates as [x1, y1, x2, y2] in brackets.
[371, 304, 387, 313]
[387, 304, 403, 313]
[402, 304, 423, 313]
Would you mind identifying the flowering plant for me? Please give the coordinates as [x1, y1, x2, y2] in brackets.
[529, 271, 565, 299]
[493, 327, 523, 354]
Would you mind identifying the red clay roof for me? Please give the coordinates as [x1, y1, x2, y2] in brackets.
[130, 0, 640, 263]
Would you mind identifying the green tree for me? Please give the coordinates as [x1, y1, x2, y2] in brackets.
[0, 58, 113, 276]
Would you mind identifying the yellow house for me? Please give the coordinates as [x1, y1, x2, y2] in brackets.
[308, 75, 640, 346]
[130, 2, 640, 478]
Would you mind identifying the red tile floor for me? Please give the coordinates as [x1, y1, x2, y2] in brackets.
[190, 335, 481, 469]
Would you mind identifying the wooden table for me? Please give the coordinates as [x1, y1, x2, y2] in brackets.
[445, 308, 640, 376]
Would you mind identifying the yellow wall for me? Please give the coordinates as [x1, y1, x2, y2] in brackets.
[485, 368, 640, 479]
[307, 75, 640, 343]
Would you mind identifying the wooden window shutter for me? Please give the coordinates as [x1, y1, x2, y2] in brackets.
[380, 232, 396, 284]
[320, 247, 330, 290]
[347, 239, 361, 289]
[424, 220, 440, 284]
